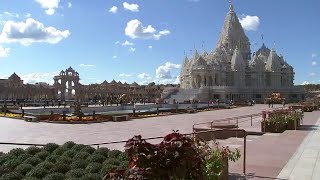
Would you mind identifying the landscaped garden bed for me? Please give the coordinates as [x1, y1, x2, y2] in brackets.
[261, 109, 304, 133]
[0, 142, 128, 180]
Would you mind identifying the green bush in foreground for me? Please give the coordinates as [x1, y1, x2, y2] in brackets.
[0, 171, 24, 180]
[70, 159, 88, 169]
[63, 149, 77, 159]
[43, 143, 59, 153]
[81, 173, 101, 180]
[71, 144, 86, 151]
[87, 154, 106, 163]
[8, 148, 25, 157]
[25, 146, 42, 155]
[50, 163, 71, 174]
[56, 156, 72, 164]
[108, 150, 122, 158]
[73, 151, 90, 160]
[85, 162, 102, 173]
[16, 154, 32, 162]
[43, 172, 65, 180]
[103, 158, 120, 166]
[26, 167, 49, 179]
[35, 151, 50, 160]
[2, 159, 23, 169]
[15, 163, 34, 175]
[35, 161, 54, 170]
[65, 168, 86, 178]
[45, 154, 60, 164]
[62, 141, 76, 149]
[94, 147, 110, 158]
[52, 147, 68, 156]
[0, 154, 16, 165]
[24, 157, 42, 166]
[80, 146, 96, 154]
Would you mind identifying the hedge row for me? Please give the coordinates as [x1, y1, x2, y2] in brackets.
[0, 142, 128, 180]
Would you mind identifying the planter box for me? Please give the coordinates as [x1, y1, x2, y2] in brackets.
[261, 121, 286, 133]
[219, 158, 229, 180]
[287, 119, 300, 130]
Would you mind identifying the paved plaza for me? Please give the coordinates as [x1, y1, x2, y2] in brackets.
[0, 104, 279, 152]
[1, 104, 320, 179]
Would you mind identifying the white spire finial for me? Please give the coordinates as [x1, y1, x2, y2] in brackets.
[229, 0, 234, 12]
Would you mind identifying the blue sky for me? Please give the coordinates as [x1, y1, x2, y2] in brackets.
[0, 0, 319, 85]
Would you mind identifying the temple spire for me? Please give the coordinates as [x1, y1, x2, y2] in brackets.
[229, 0, 234, 12]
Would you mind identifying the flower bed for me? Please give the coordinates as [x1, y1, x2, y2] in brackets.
[0, 142, 128, 180]
[261, 110, 304, 132]
[104, 131, 240, 180]
[0, 112, 23, 118]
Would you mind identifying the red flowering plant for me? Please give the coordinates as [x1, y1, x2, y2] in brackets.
[122, 130, 206, 180]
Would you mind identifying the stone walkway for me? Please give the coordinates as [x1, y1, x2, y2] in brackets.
[277, 114, 320, 180]
[0, 104, 279, 152]
[228, 111, 320, 180]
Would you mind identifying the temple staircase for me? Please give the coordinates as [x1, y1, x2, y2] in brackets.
[165, 89, 200, 103]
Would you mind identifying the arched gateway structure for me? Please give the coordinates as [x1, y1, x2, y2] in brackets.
[53, 67, 80, 101]
[163, 3, 304, 103]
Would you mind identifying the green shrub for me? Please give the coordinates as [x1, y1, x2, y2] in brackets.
[100, 164, 116, 175]
[0, 154, 16, 165]
[56, 156, 72, 164]
[36, 161, 54, 170]
[73, 152, 90, 160]
[87, 154, 106, 163]
[25, 146, 42, 155]
[93, 147, 110, 158]
[81, 173, 101, 180]
[16, 154, 32, 162]
[35, 151, 50, 160]
[50, 163, 71, 174]
[65, 169, 86, 178]
[43, 143, 59, 153]
[23, 177, 39, 180]
[24, 157, 42, 166]
[43, 173, 65, 180]
[0, 166, 11, 177]
[80, 146, 96, 154]
[0, 172, 24, 180]
[8, 148, 25, 156]
[62, 141, 76, 149]
[71, 144, 85, 151]
[3, 159, 23, 169]
[119, 161, 128, 169]
[117, 152, 128, 161]
[65, 178, 78, 180]
[85, 162, 102, 173]
[63, 150, 77, 159]
[52, 147, 68, 156]
[26, 167, 49, 179]
[70, 159, 88, 169]
[103, 158, 120, 166]
[45, 155, 60, 163]
[108, 150, 122, 158]
[15, 163, 34, 175]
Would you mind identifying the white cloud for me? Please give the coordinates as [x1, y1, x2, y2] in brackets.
[129, 47, 136, 52]
[112, 55, 117, 59]
[109, 6, 118, 14]
[3, 12, 19, 18]
[35, 0, 61, 15]
[309, 72, 316, 76]
[123, 2, 139, 12]
[19, 71, 59, 84]
[138, 73, 151, 79]
[148, 45, 153, 49]
[119, 73, 131, 77]
[0, 18, 70, 45]
[239, 15, 260, 31]
[301, 81, 310, 85]
[115, 41, 120, 45]
[0, 46, 10, 58]
[25, 13, 32, 18]
[122, 40, 134, 46]
[188, 0, 200, 2]
[68, 2, 72, 8]
[312, 53, 318, 59]
[125, 19, 170, 40]
[312, 61, 317, 66]
[156, 62, 181, 79]
[79, 64, 95, 67]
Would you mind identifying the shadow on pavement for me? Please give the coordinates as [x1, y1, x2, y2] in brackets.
[229, 173, 289, 180]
